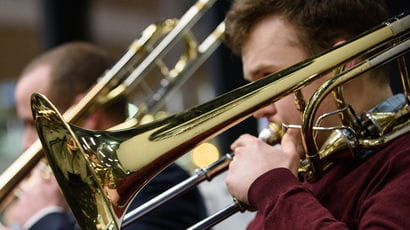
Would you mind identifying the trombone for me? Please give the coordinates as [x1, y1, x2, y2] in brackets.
[126, 31, 410, 230]
[32, 12, 409, 230]
[0, 0, 219, 210]
[123, 122, 282, 228]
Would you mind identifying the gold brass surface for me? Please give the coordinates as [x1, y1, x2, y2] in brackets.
[301, 36, 410, 180]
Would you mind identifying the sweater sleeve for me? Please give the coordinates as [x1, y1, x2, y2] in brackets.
[247, 134, 410, 230]
[247, 155, 410, 230]
[357, 149, 410, 229]
[247, 168, 348, 229]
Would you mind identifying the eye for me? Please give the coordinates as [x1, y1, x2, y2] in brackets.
[262, 71, 274, 77]
[254, 71, 275, 81]
[246, 66, 277, 82]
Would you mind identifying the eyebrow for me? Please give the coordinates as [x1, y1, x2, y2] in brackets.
[246, 63, 279, 81]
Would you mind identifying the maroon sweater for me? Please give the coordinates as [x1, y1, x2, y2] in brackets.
[247, 132, 410, 229]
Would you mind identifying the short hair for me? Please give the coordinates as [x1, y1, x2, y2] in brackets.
[21, 41, 127, 123]
[225, 0, 388, 56]
[224, 0, 390, 85]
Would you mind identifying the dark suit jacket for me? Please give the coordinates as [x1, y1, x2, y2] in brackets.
[30, 163, 207, 230]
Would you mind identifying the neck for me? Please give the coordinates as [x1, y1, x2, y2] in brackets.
[344, 73, 392, 114]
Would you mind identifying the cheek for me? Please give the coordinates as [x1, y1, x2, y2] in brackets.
[253, 105, 275, 118]
[275, 96, 302, 124]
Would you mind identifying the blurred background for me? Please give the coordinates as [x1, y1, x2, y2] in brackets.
[0, 0, 257, 229]
[0, 0, 408, 229]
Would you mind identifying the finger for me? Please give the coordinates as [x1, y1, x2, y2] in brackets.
[280, 128, 303, 176]
[230, 139, 240, 151]
[231, 133, 253, 150]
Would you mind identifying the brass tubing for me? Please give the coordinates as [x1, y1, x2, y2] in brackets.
[187, 199, 245, 230]
[302, 37, 410, 181]
[187, 200, 244, 230]
[122, 153, 233, 228]
[0, 33, 148, 203]
[397, 55, 410, 103]
[122, 0, 218, 91]
[122, 123, 280, 227]
[0, 0, 218, 205]
[146, 22, 225, 113]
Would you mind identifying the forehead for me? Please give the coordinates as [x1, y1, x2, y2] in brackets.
[241, 15, 307, 80]
[15, 65, 52, 116]
[17, 65, 51, 93]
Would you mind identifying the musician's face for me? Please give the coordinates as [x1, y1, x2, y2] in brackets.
[15, 65, 52, 150]
[241, 15, 337, 148]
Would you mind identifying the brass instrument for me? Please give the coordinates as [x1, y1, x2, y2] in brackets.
[0, 0, 220, 210]
[122, 122, 281, 228]
[32, 12, 409, 230]
[192, 28, 410, 230]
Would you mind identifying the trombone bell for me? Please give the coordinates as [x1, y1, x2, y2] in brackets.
[32, 93, 120, 229]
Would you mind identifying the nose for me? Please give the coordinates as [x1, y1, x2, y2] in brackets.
[253, 103, 277, 119]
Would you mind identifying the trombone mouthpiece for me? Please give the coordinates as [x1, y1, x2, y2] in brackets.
[258, 122, 283, 145]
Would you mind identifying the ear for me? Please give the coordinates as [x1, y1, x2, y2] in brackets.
[333, 40, 357, 69]
[71, 94, 118, 130]
[81, 110, 105, 130]
[73, 93, 86, 104]
[70, 93, 101, 129]
[333, 40, 345, 48]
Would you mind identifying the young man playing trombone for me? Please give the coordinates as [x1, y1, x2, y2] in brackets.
[224, 0, 410, 229]
[4, 42, 207, 229]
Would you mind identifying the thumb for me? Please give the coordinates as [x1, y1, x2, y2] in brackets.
[281, 128, 303, 175]
[281, 128, 302, 155]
